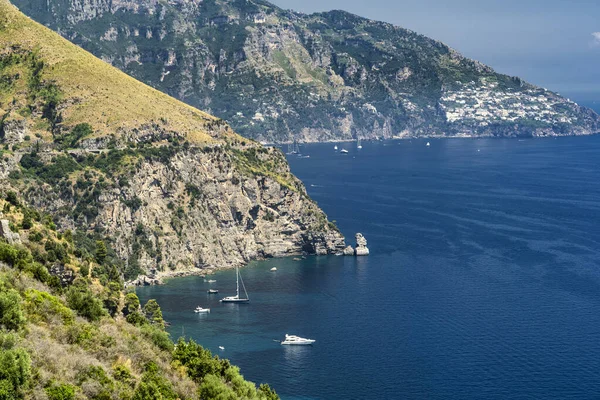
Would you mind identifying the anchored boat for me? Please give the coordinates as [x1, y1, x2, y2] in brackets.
[220, 266, 250, 303]
[281, 334, 315, 345]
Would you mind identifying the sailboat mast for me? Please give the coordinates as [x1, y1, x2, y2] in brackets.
[236, 267, 239, 298]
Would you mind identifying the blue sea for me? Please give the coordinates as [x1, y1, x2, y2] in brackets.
[138, 136, 600, 399]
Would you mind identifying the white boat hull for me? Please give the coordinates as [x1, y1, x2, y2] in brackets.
[220, 297, 249, 303]
[281, 340, 315, 345]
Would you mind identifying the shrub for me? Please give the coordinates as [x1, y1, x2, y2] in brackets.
[79, 263, 89, 278]
[28, 230, 43, 243]
[141, 325, 173, 352]
[24, 262, 50, 284]
[133, 368, 177, 400]
[45, 382, 76, 400]
[20, 213, 32, 230]
[198, 374, 237, 400]
[66, 286, 106, 322]
[258, 383, 279, 400]
[0, 289, 26, 331]
[172, 338, 222, 382]
[112, 364, 135, 387]
[23, 289, 74, 325]
[0, 347, 31, 399]
[5, 191, 18, 207]
[76, 365, 114, 397]
[125, 311, 147, 326]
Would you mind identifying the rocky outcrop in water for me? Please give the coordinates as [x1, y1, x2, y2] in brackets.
[127, 274, 163, 287]
[342, 233, 369, 256]
[354, 233, 370, 256]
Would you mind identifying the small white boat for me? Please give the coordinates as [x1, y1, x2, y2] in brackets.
[281, 334, 315, 346]
[340, 149, 349, 154]
[270, 267, 277, 271]
[207, 280, 216, 283]
[194, 306, 210, 313]
[357, 139, 362, 149]
[334, 145, 338, 150]
[219, 346, 225, 350]
[207, 289, 219, 294]
[426, 142, 430, 147]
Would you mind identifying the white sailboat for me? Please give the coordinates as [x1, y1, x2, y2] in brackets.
[220, 266, 250, 303]
[334, 145, 338, 151]
[357, 139, 362, 149]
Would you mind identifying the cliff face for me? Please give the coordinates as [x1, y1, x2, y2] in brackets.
[0, 0, 344, 281]
[21, 144, 344, 277]
[11, 0, 600, 142]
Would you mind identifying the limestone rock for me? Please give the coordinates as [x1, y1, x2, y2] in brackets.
[0, 220, 21, 245]
[354, 233, 369, 256]
[1, 119, 27, 145]
[23, 146, 347, 277]
[343, 245, 354, 256]
[127, 274, 163, 287]
[49, 263, 76, 287]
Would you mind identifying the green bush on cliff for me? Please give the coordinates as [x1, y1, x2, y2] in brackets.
[45, 382, 76, 400]
[0, 289, 26, 331]
[0, 347, 31, 399]
[65, 285, 106, 322]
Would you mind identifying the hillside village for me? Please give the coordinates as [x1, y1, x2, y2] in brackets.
[440, 80, 576, 127]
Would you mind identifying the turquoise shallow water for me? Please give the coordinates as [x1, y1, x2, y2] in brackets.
[138, 136, 600, 399]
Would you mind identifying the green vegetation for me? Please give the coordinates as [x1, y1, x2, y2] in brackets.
[0, 194, 280, 399]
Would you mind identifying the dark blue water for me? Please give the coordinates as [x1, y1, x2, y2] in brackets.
[138, 136, 600, 399]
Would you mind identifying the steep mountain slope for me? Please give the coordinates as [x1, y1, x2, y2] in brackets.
[11, 0, 600, 142]
[0, 0, 345, 283]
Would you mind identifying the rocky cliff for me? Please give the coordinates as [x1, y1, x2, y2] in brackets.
[11, 0, 600, 142]
[0, 0, 344, 281]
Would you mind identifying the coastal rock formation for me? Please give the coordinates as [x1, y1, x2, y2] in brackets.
[13, 0, 600, 142]
[0, 219, 21, 245]
[127, 274, 163, 287]
[343, 245, 355, 256]
[26, 145, 346, 278]
[354, 233, 370, 256]
[342, 233, 370, 256]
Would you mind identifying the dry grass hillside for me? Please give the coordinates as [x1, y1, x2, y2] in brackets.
[0, 0, 224, 142]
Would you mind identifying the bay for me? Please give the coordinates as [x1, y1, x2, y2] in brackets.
[138, 136, 600, 399]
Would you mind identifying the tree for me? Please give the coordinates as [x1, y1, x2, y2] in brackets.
[258, 383, 279, 400]
[95, 240, 107, 264]
[0, 347, 31, 399]
[0, 290, 26, 331]
[124, 293, 140, 316]
[20, 213, 32, 230]
[143, 300, 164, 328]
[66, 286, 106, 322]
[4, 192, 18, 207]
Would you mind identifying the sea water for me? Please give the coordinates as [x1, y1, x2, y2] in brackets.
[138, 136, 600, 399]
